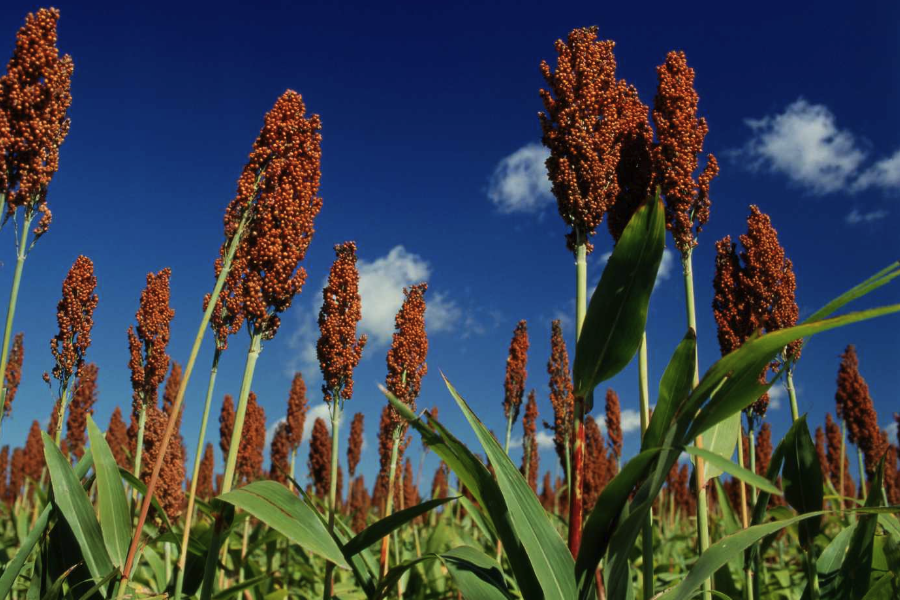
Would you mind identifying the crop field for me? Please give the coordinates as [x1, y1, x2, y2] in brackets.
[0, 6, 896, 600]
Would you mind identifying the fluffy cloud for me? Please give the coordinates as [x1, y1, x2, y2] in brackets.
[536, 430, 555, 450]
[734, 98, 900, 196]
[767, 384, 785, 411]
[884, 420, 898, 441]
[487, 143, 553, 214]
[288, 246, 465, 376]
[596, 248, 675, 289]
[593, 408, 642, 434]
[845, 208, 889, 225]
[735, 98, 866, 194]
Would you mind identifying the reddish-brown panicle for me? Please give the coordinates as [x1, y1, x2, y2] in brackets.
[46, 399, 61, 441]
[547, 320, 574, 473]
[347, 412, 364, 478]
[814, 426, 828, 480]
[0, 446, 7, 501]
[431, 461, 449, 500]
[374, 404, 406, 512]
[236, 392, 266, 485]
[835, 345, 885, 479]
[127, 268, 175, 426]
[385, 283, 428, 421]
[50, 256, 97, 391]
[219, 394, 235, 458]
[521, 390, 540, 492]
[285, 372, 308, 450]
[0, 8, 73, 238]
[308, 417, 331, 499]
[503, 320, 528, 422]
[8, 447, 24, 502]
[824, 412, 855, 506]
[4, 333, 23, 415]
[23, 419, 43, 485]
[539, 27, 632, 253]
[604, 388, 622, 460]
[197, 443, 215, 500]
[755, 423, 773, 477]
[317, 242, 367, 403]
[208, 90, 323, 341]
[652, 51, 718, 252]
[583, 415, 605, 514]
[65, 362, 97, 460]
[106, 407, 130, 469]
[402, 457, 419, 510]
[139, 403, 185, 522]
[270, 421, 291, 485]
[349, 475, 370, 533]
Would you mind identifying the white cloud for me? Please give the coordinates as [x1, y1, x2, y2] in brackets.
[595, 248, 675, 290]
[303, 403, 342, 440]
[853, 149, 900, 192]
[487, 143, 553, 214]
[735, 98, 866, 195]
[265, 416, 286, 450]
[536, 430, 555, 450]
[845, 208, 889, 225]
[884, 421, 898, 441]
[767, 384, 785, 411]
[620, 409, 642, 434]
[508, 436, 523, 450]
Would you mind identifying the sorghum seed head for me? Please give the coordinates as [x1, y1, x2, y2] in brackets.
[269, 421, 291, 485]
[308, 417, 331, 499]
[604, 388, 622, 459]
[65, 362, 97, 460]
[106, 406, 129, 469]
[347, 412, 364, 478]
[50, 256, 98, 387]
[4, 333, 23, 415]
[127, 268, 174, 420]
[547, 319, 574, 474]
[285, 372, 308, 450]
[503, 320, 528, 422]
[385, 283, 428, 422]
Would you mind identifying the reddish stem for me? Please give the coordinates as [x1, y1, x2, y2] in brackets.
[568, 395, 586, 556]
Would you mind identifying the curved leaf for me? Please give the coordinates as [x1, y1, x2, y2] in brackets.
[438, 546, 513, 600]
[41, 432, 114, 582]
[643, 330, 696, 451]
[217, 480, 349, 569]
[343, 496, 457, 557]
[86, 416, 131, 569]
[697, 412, 741, 483]
[685, 445, 781, 496]
[444, 375, 576, 600]
[781, 415, 823, 549]
[573, 191, 665, 401]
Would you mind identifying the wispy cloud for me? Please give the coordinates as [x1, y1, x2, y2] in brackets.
[487, 143, 553, 214]
[845, 208, 889, 225]
[596, 248, 675, 290]
[536, 430, 555, 450]
[732, 98, 900, 196]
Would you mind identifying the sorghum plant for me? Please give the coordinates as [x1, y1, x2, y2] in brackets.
[64, 362, 97, 461]
[502, 320, 529, 453]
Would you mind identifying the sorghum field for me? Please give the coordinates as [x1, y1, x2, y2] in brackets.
[0, 6, 897, 600]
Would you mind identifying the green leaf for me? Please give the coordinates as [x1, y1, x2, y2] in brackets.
[343, 496, 457, 557]
[573, 191, 666, 401]
[39, 564, 77, 600]
[685, 445, 781, 496]
[443, 374, 576, 600]
[781, 416, 824, 549]
[643, 330, 696, 451]
[211, 573, 269, 600]
[0, 449, 93, 599]
[382, 385, 543, 597]
[657, 511, 827, 600]
[575, 447, 661, 599]
[437, 546, 513, 600]
[86, 416, 131, 569]
[41, 432, 114, 583]
[818, 523, 857, 597]
[860, 573, 900, 600]
[697, 412, 741, 483]
[713, 478, 742, 537]
[832, 456, 886, 599]
[216, 480, 349, 569]
[118, 467, 177, 543]
[804, 261, 900, 324]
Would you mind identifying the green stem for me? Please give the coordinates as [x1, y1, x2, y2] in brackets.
[682, 248, 711, 600]
[380, 428, 402, 579]
[174, 348, 221, 600]
[222, 332, 264, 492]
[52, 382, 72, 447]
[857, 448, 867, 501]
[0, 212, 32, 446]
[289, 448, 297, 493]
[568, 235, 588, 556]
[785, 366, 799, 423]
[736, 425, 753, 600]
[638, 333, 653, 600]
[131, 400, 148, 508]
[323, 395, 342, 599]
[239, 519, 250, 584]
[503, 411, 514, 455]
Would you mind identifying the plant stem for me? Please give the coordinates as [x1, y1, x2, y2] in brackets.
[0, 211, 32, 446]
[223, 332, 264, 492]
[131, 400, 148, 508]
[568, 235, 587, 557]
[323, 395, 342, 600]
[122, 207, 253, 590]
[681, 248, 711, 600]
[638, 333, 654, 600]
[239, 518, 250, 584]
[380, 427, 402, 579]
[857, 448, 867, 502]
[174, 348, 221, 600]
[736, 425, 753, 600]
[289, 448, 297, 493]
[785, 366, 799, 423]
[52, 383, 72, 447]
[503, 411, 514, 455]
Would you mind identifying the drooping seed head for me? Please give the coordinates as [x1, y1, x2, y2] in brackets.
[385, 283, 428, 421]
[285, 372, 308, 450]
[0, 8, 73, 239]
[347, 412, 364, 478]
[50, 256, 98, 389]
[503, 320, 528, 422]
[4, 333, 23, 415]
[65, 362, 97, 460]
[317, 242, 367, 404]
[207, 91, 323, 341]
[652, 50, 718, 252]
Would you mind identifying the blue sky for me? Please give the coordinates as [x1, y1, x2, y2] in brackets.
[0, 0, 897, 492]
